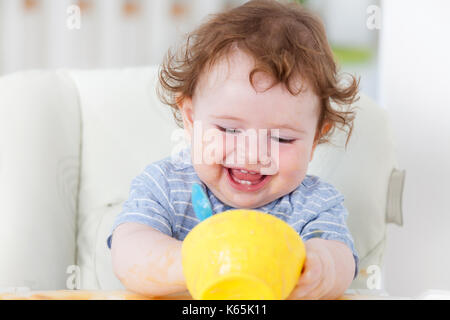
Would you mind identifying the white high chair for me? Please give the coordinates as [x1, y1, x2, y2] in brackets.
[0, 66, 404, 292]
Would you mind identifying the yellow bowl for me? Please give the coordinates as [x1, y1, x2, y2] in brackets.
[181, 209, 306, 300]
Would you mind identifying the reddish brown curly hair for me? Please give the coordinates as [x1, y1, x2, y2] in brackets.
[157, 0, 359, 146]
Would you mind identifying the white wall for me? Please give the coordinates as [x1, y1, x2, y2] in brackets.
[320, 0, 378, 48]
[306, 0, 380, 101]
[0, 0, 218, 75]
[380, 0, 450, 297]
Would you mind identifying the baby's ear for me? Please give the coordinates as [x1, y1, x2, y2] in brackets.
[178, 96, 194, 134]
[322, 122, 332, 135]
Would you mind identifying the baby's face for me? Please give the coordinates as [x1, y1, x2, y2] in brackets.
[180, 50, 321, 208]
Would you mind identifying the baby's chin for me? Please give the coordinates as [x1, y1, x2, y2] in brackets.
[210, 185, 277, 209]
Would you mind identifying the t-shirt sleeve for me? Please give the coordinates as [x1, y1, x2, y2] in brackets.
[300, 192, 360, 279]
[106, 164, 174, 249]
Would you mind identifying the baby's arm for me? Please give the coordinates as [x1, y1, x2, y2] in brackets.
[288, 238, 355, 299]
[111, 222, 187, 297]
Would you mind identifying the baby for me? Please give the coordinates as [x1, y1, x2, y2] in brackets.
[108, 0, 359, 300]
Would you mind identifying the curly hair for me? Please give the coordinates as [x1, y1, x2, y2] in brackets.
[157, 0, 359, 146]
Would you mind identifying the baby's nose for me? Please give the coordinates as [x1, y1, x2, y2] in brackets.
[233, 132, 271, 166]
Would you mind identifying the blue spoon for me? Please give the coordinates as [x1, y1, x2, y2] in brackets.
[191, 183, 213, 222]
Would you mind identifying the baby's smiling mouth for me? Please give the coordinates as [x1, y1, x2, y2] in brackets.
[223, 166, 271, 191]
[228, 167, 263, 184]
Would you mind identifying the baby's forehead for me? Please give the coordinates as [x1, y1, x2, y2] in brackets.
[195, 49, 308, 98]
[192, 50, 320, 125]
[196, 50, 255, 93]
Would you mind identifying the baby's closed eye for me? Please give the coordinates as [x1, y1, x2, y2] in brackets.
[270, 136, 296, 144]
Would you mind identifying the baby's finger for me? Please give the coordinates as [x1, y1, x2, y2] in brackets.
[287, 276, 321, 300]
[287, 253, 322, 299]
[297, 249, 336, 300]
[297, 276, 328, 300]
[297, 252, 322, 286]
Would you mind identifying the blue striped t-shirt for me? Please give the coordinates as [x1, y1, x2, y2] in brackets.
[107, 147, 359, 277]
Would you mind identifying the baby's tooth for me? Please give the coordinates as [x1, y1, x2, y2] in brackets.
[249, 172, 256, 175]
[236, 178, 251, 185]
[240, 169, 248, 173]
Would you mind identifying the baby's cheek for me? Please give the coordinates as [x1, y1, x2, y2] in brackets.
[278, 146, 308, 179]
[193, 162, 223, 186]
[222, 135, 234, 163]
[198, 128, 225, 165]
[279, 145, 305, 169]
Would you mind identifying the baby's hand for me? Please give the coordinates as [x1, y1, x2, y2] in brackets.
[287, 238, 337, 300]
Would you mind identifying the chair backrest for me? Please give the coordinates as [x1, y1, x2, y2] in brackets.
[0, 70, 80, 291]
[0, 66, 403, 291]
[307, 94, 403, 289]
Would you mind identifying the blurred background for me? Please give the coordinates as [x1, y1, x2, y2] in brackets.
[0, 0, 449, 298]
[0, 0, 380, 100]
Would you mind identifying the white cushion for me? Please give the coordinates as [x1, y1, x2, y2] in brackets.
[308, 94, 398, 288]
[67, 67, 178, 289]
[0, 70, 80, 290]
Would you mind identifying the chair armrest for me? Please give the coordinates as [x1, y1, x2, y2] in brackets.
[0, 70, 80, 290]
